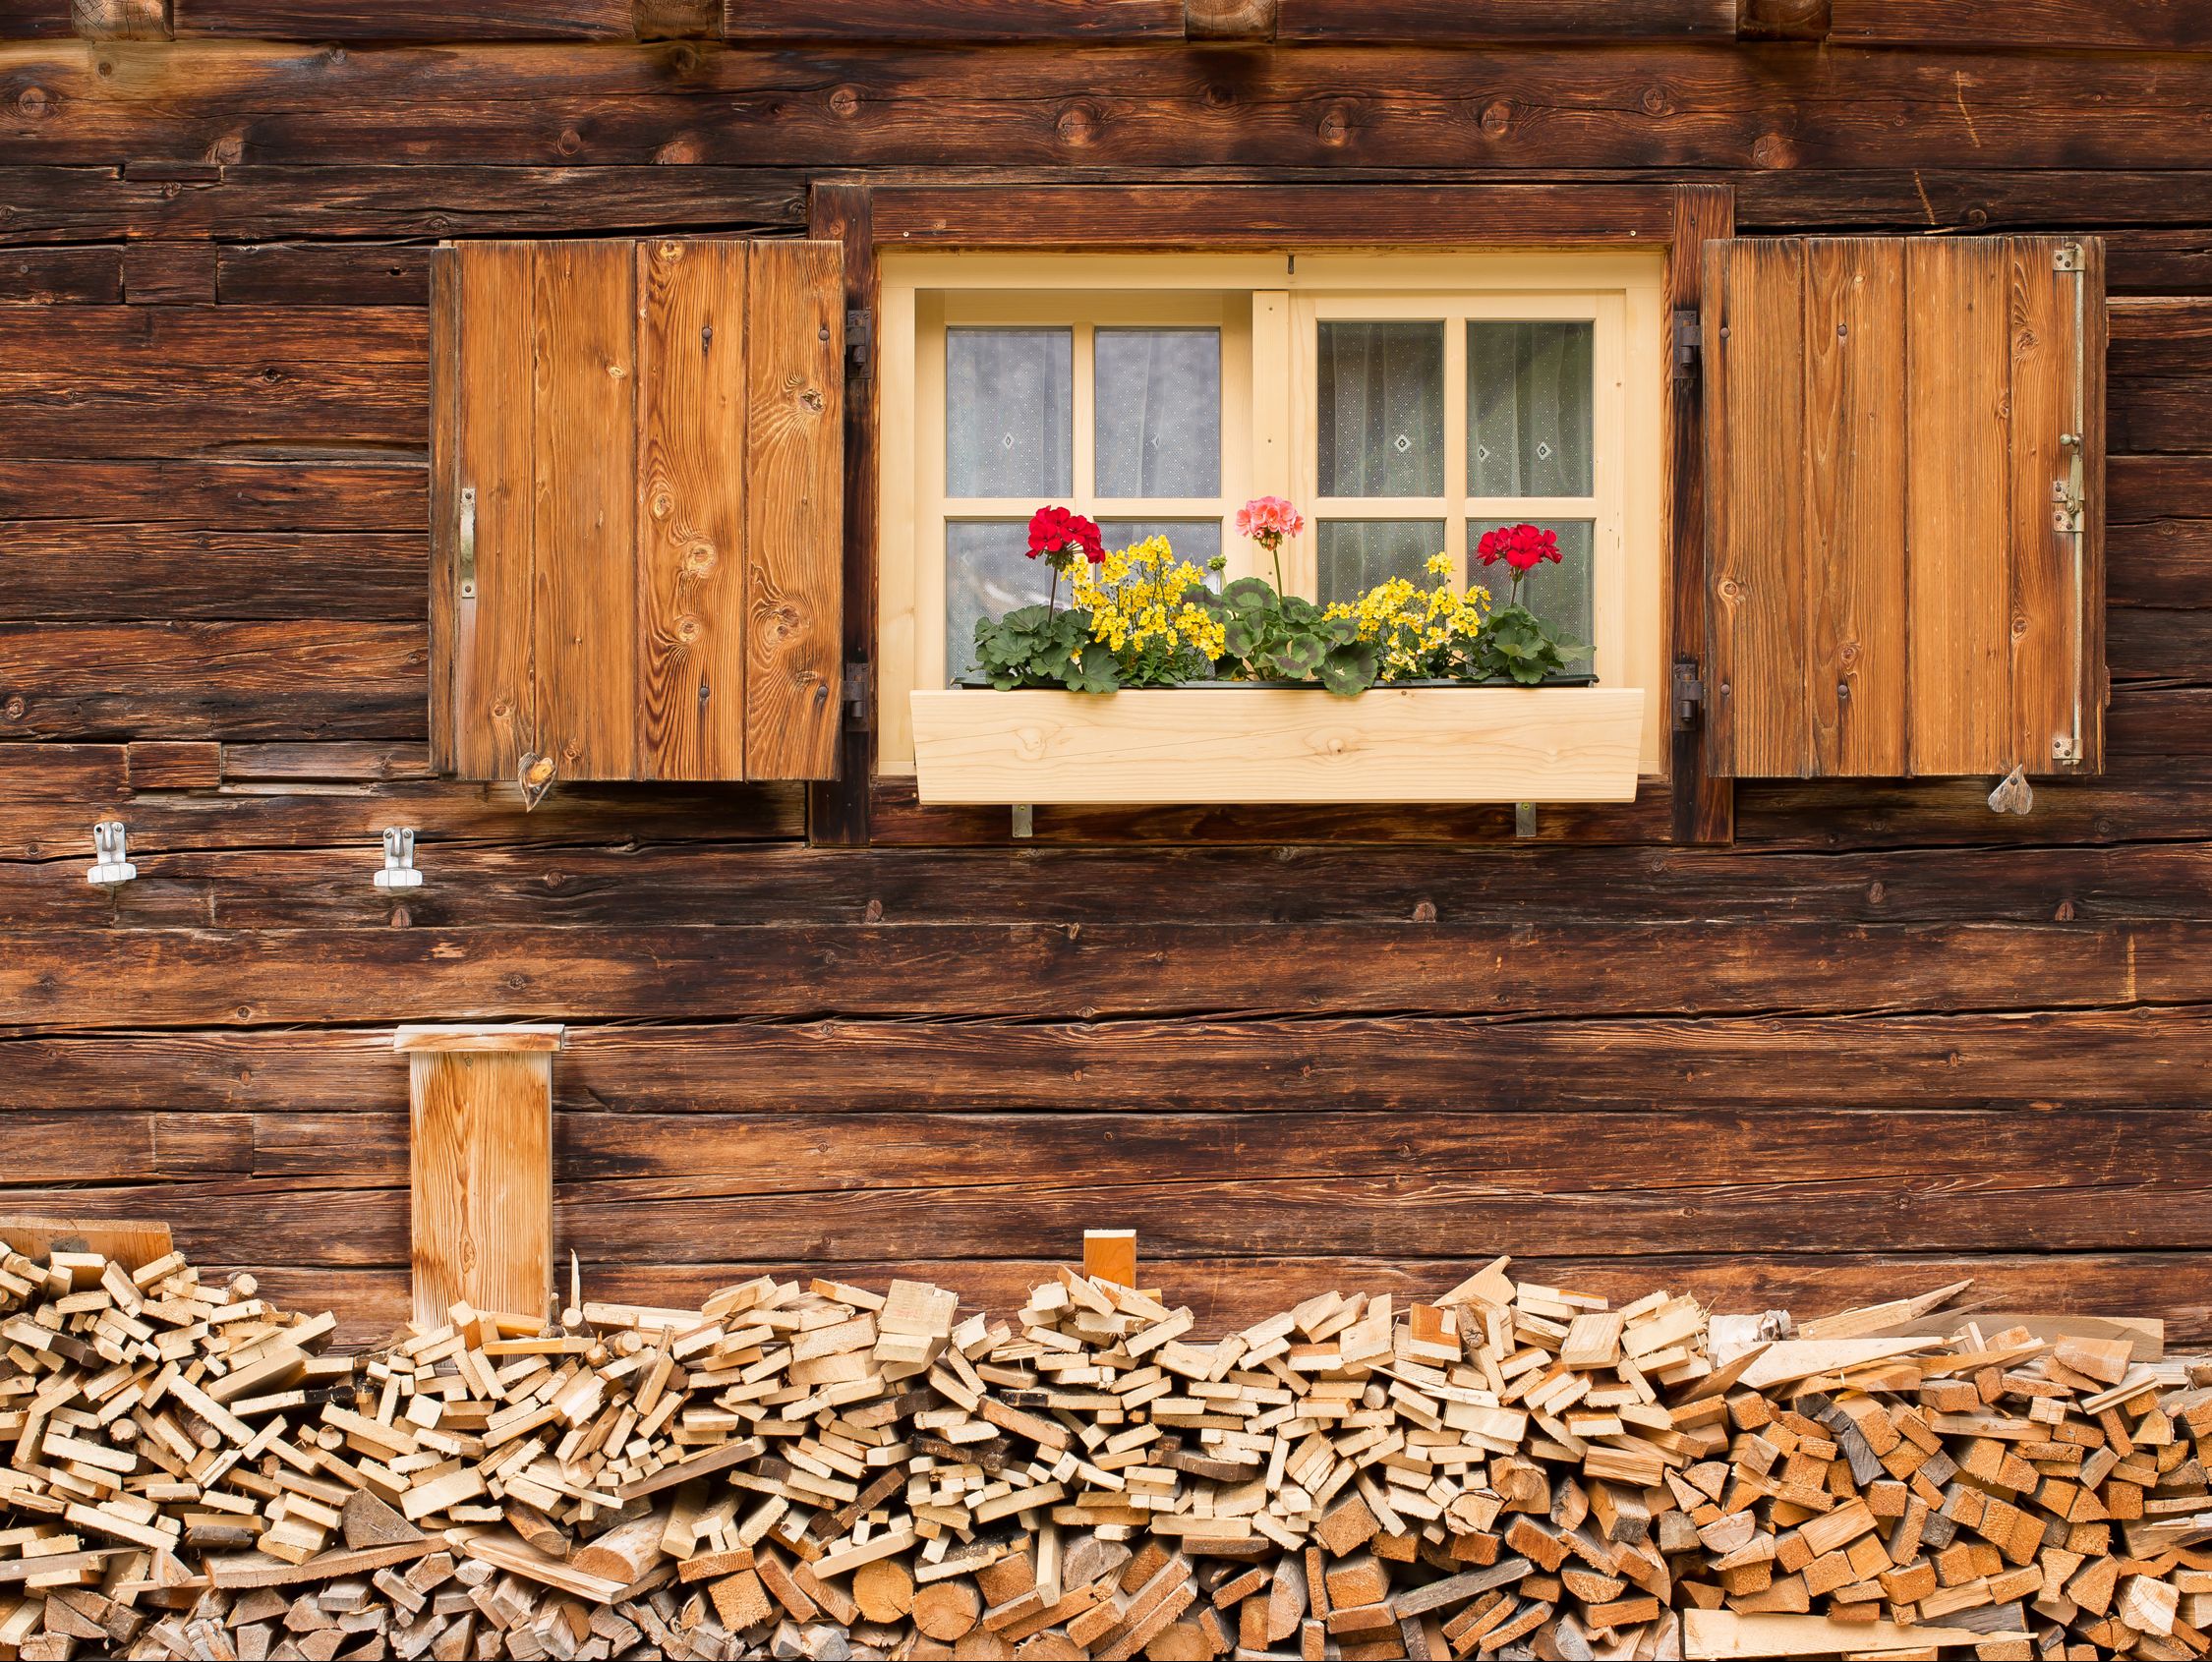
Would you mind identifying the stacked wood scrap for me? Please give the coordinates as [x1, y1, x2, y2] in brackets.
[2, 1240, 2208, 1661]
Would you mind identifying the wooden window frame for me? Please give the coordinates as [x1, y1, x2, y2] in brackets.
[807, 181, 1734, 848]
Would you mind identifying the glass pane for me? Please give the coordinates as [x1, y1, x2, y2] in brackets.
[946, 521, 1052, 680]
[1099, 520, 1223, 581]
[947, 328, 1073, 498]
[1469, 520, 1595, 646]
[1317, 520, 1447, 608]
[1095, 329, 1221, 498]
[1318, 322, 1445, 498]
[1469, 321, 1595, 497]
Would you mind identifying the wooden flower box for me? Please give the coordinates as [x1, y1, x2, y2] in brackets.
[909, 684, 1646, 805]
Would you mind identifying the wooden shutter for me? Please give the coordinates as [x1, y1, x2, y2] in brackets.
[430, 238, 844, 784]
[1703, 235, 2105, 778]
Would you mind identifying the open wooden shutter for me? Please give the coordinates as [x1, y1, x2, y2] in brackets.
[1703, 236, 2105, 778]
[429, 238, 844, 784]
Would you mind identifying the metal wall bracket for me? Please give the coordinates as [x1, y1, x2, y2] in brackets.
[375, 827, 424, 891]
[1514, 803, 1538, 839]
[87, 821, 137, 888]
[1011, 804, 1034, 839]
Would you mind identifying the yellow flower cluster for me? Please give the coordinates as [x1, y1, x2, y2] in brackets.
[1324, 551, 1490, 676]
[1070, 536, 1228, 663]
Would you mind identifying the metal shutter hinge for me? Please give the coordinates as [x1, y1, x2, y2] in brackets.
[2054, 243, 2086, 273]
[842, 660, 873, 731]
[2053, 432, 2085, 536]
[1672, 658, 1706, 729]
[845, 308, 874, 380]
[1670, 309, 1701, 379]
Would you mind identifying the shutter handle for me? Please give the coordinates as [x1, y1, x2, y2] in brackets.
[457, 486, 478, 601]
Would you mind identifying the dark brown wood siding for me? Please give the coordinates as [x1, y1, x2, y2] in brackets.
[2, 11, 2208, 1346]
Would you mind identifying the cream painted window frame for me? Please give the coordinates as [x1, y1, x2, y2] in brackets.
[880, 251, 1667, 775]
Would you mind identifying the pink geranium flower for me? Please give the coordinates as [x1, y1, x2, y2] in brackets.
[1236, 496, 1306, 552]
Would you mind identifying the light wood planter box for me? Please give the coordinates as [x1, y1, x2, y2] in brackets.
[911, 686, 1646, 805]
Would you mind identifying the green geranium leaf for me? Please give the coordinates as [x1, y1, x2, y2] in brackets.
[1320, 641, 1379, 698]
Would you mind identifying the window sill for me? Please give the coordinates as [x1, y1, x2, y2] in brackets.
[910, 685, 1646, 807]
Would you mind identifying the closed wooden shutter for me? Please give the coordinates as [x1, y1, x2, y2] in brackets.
[430, 238, 844, 784]
[1703, 235, 2105, 779]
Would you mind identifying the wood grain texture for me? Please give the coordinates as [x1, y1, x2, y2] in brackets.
[531, 241, 638, 783]
[870, 184, 1675, 247]
[4, 919, 2204, 1028]
[1706, 237, 1807, 776]
[911, 688, 1646, 805]
[0, 620, 423, 741]
[741, 239, 842, 779]
[10, 1005, 2210, 1118]
[1905, 237, 2010, 774]
[25, 43, 2212, 175]
[725, 0, 1183, 38]
[1279, 0, 1733, 39]
[407, 1047, 553, 1325]
[0, 245, 124, 304]
[1802, 237, 1906, 774]
[635, 238, 747, 780]
[216, 241, 432, 306]
[172, 0, 634, 37]
[1831, 0, 2212, 49]
[440, 244, 535, 779]
[0, 305, 422, 458]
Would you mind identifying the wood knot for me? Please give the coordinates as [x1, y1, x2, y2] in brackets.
[829, 86, 860, 119]
[1185, 0, 1275, 40]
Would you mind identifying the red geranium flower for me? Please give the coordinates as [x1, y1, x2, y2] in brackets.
[1475, 523, 1560, 576]
[1026, 505, 1106, 565]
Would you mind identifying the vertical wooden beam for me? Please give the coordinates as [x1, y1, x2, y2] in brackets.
[395, 1024, 563, 1328]
[808, 182, 877, 844]
[1667, 184, 1735, 841]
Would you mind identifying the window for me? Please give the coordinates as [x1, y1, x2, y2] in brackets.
[879, 254, 1665, 775]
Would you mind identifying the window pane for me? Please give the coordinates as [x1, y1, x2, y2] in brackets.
[1317, 520, 1446, 608]
[1099, 520, 1223, 578]
[947, 328, 1073, 497]
[1318, 322, 1444, 498]
[1469, 321, 1594, 498]
[946, 521, 1052, 680]
[1095, 329, 1221, 498]
[1470, 519, 1595, 646]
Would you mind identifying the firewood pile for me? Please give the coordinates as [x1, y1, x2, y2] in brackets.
[2, 1238, 2208, 1662]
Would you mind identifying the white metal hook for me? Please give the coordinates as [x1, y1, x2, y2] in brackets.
[87, 821, 137, 888]
[375, 827, 424, 891]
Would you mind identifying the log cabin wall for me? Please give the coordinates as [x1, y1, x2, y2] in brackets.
[3, 0, 2210, 1347]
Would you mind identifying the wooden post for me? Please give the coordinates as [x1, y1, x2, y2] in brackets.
[394, 1024, 564, 1328]
[1083, 1230, 1137, 1290]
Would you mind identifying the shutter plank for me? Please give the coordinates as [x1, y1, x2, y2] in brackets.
[2006, 236, 2083, 774]
[742, 240, 844, 780]
[1707, 239, 1809, 777]
[636, 239, 749, 781]
[1906, 239, 2011, 774]
[447, 244, 537, 781]
[1803, 238, 1907, 775]
[531, 242, 638, 783]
